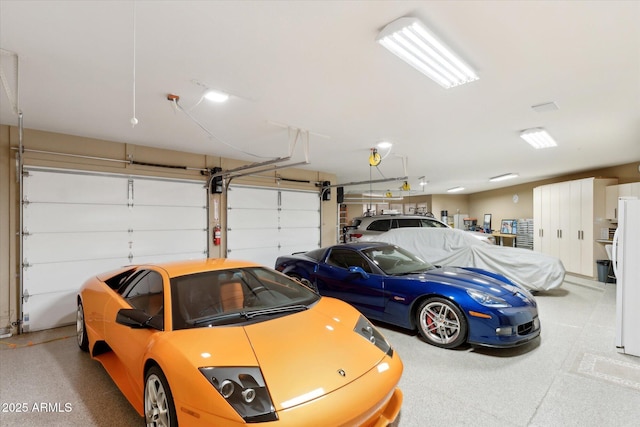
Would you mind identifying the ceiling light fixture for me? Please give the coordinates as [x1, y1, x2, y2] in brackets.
[489, 173, 519, 182]
[204, 89, 230, 103]
[520, 128, 557, 149]
[447, 186, 465, 193]
[419, 176, 428, 186]
[377, 17, 479, 88]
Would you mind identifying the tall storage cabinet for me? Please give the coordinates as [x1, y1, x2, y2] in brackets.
[533, 177, 617, 277]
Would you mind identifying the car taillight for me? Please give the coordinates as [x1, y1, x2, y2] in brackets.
[351, 233, 363, 239]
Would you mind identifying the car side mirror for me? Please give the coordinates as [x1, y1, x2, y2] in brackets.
[116, 308, 163, 331]
[347, 266, 369, 279]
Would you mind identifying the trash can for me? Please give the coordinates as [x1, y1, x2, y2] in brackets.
[596, 260, 611, 283]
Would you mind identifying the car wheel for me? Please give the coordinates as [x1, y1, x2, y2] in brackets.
[287, 273, 317, 292]
[416, 297, 467, 349]
[76, 302, 89, 352]
[145, 366, 177, 427]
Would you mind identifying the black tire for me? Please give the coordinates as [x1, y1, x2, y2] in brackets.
[416, 297, 467, 349]
[288, 273, 317, 292]
[76, 302, 89, 352]
[144, 366, 178, 427]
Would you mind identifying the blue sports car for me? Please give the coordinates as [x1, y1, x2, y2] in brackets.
[275, 242, 540, 349]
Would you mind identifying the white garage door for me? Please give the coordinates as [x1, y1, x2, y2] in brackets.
[21, 168, 207, 332]
[226, 185, 320, 267]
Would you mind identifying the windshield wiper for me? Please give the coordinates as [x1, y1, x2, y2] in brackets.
[188, 305, 308, 326]
[244, 304, 308, 319]
[188, 311, 247, 326]
[394, 268, 434, 276]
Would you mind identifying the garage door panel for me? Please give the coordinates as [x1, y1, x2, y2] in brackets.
[228, 187, 278, 209]
[22, 169, 208, 331]
[280, 190, 320, 208]
[133, 179, 206, 206]
[228, 209, 278, 229]
[23, 258, 129, 296]
[227, 186, 320, 267]
[226, 248, 278, 267]
[278, 229, 319, 246]
[24, 203, 130, 233]
[280, 210, 320, 227]
[23, 232, 129, 264]
[24, 171, 127, 204]
[131, 230, 207, 257]
[22, 291, 77, 332]
[227, 228, 280, 250]
[129, 205, 206, 230]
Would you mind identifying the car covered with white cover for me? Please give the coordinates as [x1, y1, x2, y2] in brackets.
[366, 228, 565, 291]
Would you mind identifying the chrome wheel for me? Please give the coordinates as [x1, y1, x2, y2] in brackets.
[76, 302, 89, 352]
[417, 298, 467, 348]
[145, 367, 176, 427]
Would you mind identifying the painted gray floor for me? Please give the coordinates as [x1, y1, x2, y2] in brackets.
[1, 275, 638, 426]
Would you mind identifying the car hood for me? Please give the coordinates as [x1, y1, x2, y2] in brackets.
[417, 266, 531, 299]
[167, 298, 390, 411]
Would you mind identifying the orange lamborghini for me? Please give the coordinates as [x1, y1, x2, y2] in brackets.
[76, 258, 403, 426]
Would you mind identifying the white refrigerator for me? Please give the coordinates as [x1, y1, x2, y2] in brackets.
[613, 197, 640, 357]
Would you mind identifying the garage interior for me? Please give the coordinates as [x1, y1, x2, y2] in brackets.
[1, 1, 639, 426]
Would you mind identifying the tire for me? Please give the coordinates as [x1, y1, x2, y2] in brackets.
[145, 366, 178, 427]
[76, 302, 89, 352]
[287, 273, 317, 292]
[416, 297, 467, 349]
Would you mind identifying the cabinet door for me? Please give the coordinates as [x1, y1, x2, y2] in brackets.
[605, 185, 619, 220]
[579, 179, 595, 276]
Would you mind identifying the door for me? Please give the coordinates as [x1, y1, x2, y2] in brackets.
[226, 186, 320, 266]
[313, 247, 384, 319]
[21, 168, 207, 331]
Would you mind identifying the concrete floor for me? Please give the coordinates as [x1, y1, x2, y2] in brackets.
[1, 275, 639, 426]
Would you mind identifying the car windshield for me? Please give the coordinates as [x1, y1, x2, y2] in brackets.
[362, 245, 435, 276]
[170, 267, 319, 329]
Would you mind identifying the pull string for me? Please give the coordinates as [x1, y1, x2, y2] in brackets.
[130, 0, 138, 127]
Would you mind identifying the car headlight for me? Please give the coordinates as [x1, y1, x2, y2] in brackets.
[467, 289, 511, 308]
[354, 315, 393, 357]
[199, 367, 277, 422]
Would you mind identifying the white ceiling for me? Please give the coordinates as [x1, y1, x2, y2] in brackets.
[1, 1, 639, 195]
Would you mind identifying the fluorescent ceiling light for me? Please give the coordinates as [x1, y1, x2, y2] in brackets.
[447, 186, 464, 193]
[377, 17, 479, 88]
[520, 128, 557, 149]
[204, 90, 230, 103]
[489, 173, 519, 182]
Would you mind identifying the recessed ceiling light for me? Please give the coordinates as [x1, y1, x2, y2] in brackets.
[447, 186, 464, 193]
[377, 141, 393, 149]
[489, 173, 519, 182]
[204, 90, 230, 103]
[520, 128, 557, 149]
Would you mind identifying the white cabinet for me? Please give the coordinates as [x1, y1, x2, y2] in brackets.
[533, 177, 617, 277]
[606, 183, 640, 220]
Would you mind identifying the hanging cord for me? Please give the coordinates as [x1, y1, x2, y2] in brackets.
[130, 0, 138, 127]
[171, 98, 274, 159]
[0, 49, 20, 115]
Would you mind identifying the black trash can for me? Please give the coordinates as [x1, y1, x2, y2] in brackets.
[596, 260, 612, 283]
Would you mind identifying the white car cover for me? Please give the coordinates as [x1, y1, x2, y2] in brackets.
[368, 228, 565, 291]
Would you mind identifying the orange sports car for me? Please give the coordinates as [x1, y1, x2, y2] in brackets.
[76, 258, 403, 426]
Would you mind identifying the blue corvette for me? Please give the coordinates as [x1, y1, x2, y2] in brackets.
[275, 242, 540, 349]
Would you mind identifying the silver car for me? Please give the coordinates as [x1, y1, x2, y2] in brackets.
[345, 214, 495, 244]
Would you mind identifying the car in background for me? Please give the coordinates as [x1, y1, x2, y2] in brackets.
[275, 242, 540, 349]
[371, 228, 565, 291]
[77, 258, 403, 426]
[344, 214, 495, 244]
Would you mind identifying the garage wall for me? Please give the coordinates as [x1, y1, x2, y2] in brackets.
[0, 125, 337, 334]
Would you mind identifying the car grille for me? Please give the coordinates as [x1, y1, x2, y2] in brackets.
[518, 321, 535, 335]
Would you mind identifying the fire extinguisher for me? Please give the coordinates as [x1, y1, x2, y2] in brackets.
[213, 224, 221, 246]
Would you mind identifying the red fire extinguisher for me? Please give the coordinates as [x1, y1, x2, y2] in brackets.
[213, 224, 221, 246]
